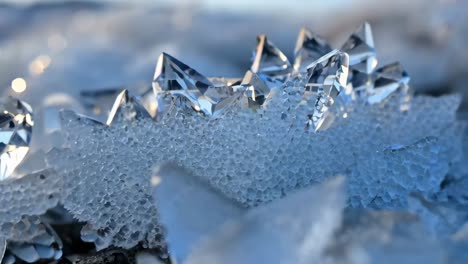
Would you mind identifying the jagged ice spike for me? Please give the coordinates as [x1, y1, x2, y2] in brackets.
[306, 50, 349, 131]
[106, 89, 151, 126]
[152, 52, 213, 94]
[251, 35, 292, 77]
[293, 27, 332, 73]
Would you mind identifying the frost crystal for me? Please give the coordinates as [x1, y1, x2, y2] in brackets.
[251, 34, 292, 83]
[342, 22, 378, 94]
[0, 97, 34, 181]
[305, 50, 349, 131]
[107, 90, 150, 125]
[293, 27, 332, 72]
[367, 62, 410, 104]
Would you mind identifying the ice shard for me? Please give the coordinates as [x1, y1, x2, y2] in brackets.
[152, 52, 213, 94]
[106, 89, 151, 126]
[293, 27, 332, 73]
[342, 22, 378, 95]
[367, 62, 410, 104]
[251, 35, 292, 78]
[153, 53, 239, 117]
[0, 97, 33, 181]
[80, 88, 123, 122]
[305, 50, 349, 131]
[240, 70, 270, 108]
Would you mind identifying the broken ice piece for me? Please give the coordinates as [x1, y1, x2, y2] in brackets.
[185, 177, 345, 264]
[0, 97, 34, 181]
[106, 89, 151, 126]
[251, 35, 292, 79]
[342, 22, 377, 95]
[341, 22, 377, 74]
[293, 27, 332, 73]
[153, 52, 213, 94]
[240, 70, 270, 108]
[305, 50, 349, 131]
[152, 163, 245, 263]
[80, 88, 123, 122]
[367, 62, 410, 104]
[153, 53, 239, 117]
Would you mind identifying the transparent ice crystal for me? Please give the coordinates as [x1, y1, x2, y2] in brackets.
[294, 27, 332, 73]
[0, 97, 34, 181]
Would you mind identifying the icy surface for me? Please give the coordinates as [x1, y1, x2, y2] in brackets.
[42, 75, 463, 249]
[0, 169, 61, 225]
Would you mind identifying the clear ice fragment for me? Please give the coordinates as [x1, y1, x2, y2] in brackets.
[152, 52, 213, 94]
[305, 50, 349, 131]
[342, 22, 377, 95]
[106, 89, 150, 126]
[241, 71, 270, 107]
[0, 97, 33, 181]
[367, 62, 410, 104]
[293, 27, 332, 72]
[251, 35, 292, 77]
[80, 88, 123, 122]
[341, 22, 377, 74]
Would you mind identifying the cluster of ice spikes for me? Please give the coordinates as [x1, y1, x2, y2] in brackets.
[78, 22, 410, 132]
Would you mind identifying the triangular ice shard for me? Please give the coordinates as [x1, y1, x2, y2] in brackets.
[152, 163, 245, 263]
[240, 70, 270, 108]
[293, 27, 332, 73]
[367, 62, 410, 104]
[342, 22, 377, 95]
[251, 35, 292, 77]
[80, 88, 123, 122]
[152, 52, 213, 94]
[305, 50, 349, 131]
[341, 22, 377, 74]
[106, 90, 150, 126]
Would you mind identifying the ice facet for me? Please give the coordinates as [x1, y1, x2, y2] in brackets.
[80, 88, 123, 122]
[293, 27, 332, 72]
[251, 35, 292, 77]
[342, 22, 378, 95]
[0, 97, 34, 181]
[367, 62, 410, 104]
[152, 52, 213, 94]
[106, 89, 151, 125]
[305, 50, 349, 131]
[240, 70, 270, 108]
[341, 22, 377, 74]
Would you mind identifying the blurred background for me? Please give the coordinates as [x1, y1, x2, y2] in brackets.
[0, 0, 467, 149]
